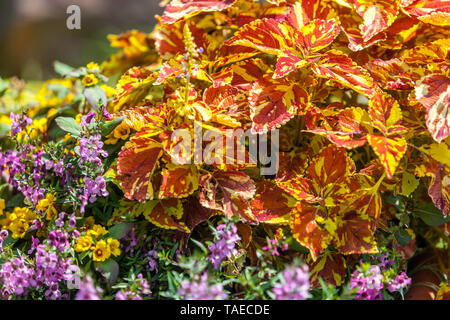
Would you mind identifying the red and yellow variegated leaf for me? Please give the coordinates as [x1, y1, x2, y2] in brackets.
[277, 176, 321, 202]
[354, 0, 400, 42]
[250, 180, 296, 223]
[284, 0, 336, 28]
[337, 6, 387, 51]
[276, 151, 308, 182]
[311, 49, 378, 97]
[199, 171, 257, 222]
[111, 199, 190, 233]
[278, 145, 354, 206]
[290, 202, 332, 259]
[273, 19, 340, 78]
[160, 0, 237, 24]
[417, 156, 450, 217]
[347, 172, 383, 229]
[366, 58, 414, 90]
[308, 251, 347, 287]
[203, 85, 248, 127]
[402, 0, 450, 26]
[368, 91, 404, 134]
[159, 164, 199, 199]
[274, 49, 310, 79]
[367, 91, 407, 178]
[116, 106, 167, 134]
[305, 144, 354, 206]
[334, 209, 378, 254]
[101, 30, 157, 76]
[250, 74, 309, 133]
[417, 11, 450, 26]
[212, 58, 270, 91]
[113, 66, 157, 112]
[367, 133, 407, 179]
[305, 106, 371, 148]
[295, 19, 340, 58]
[306, 129, 368, 148]
[414, 74, 450, 142]
[225, 18, 296, 55]
[143, 199, 190, 232]
[117, 132, 163, 202]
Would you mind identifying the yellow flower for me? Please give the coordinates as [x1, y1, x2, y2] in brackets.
[87, 62, 100, 70]
[87, 224, 108, 239]
[74, 235, 93, 252]
[105, 122, 131, 144]
[0, 199, 5, 212]
[75, 113, 83, 124]
[107, 238, 121, 256]
[93, 240, 111, 261]
[82, 74, 99, 87]
[28, 118, 48, 140]
[9, 219, 29, 239]
[36, 193, 58, 220]
[0, 115, 12, 126]
[47, 108, 58, 118]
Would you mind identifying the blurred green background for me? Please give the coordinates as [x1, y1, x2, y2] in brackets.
[0, 0, 164, 81]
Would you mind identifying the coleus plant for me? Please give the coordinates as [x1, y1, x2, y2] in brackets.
[4, 0, 448, 291]
[100, 0, 450, 287]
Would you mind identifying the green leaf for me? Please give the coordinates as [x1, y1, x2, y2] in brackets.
[101, 116, 126, 137]
[384, 194, 406, 212]
[190, 238, 208, 254]
[84, 86, 107, 110]
[109, 222, 133, 240]
[94, 259, 119, 285]
[53, 61, 75, 76]
[400, 172, 419, 197]
[55, 117, 81, 137]
[413, 203, 450, 226]
[394, 229, 412, 246]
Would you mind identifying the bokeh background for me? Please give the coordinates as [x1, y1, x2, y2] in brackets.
[0, 0, 164, 81]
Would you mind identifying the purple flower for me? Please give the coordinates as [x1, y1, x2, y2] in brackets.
[349, 265, 385, 300]
[177, 273, 228, 300]
[10, 112, 32, 137]
[75, 276, 103, 300]
[103, 108, 112, 120]
[208, 223, 240, 269]
[273, 264, 310, 300]
[387, 272, 411, 292]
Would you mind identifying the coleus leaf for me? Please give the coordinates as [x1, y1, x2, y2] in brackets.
[250, 179, 296, 223]
[414, 73, 450, 143]
[290, 202, 334, 260]
[278, 145, 354, 206]
[159, 164, 199, 199]
[367, 91, 407, 178]
[113, 66, 157, 112]
[225, 18, 294, 55]
[273, 19, 340, 78]
[311, 49, 378, 97]
[354, 0, 400, 42]
[307, 251, 347, 287]
[334, 209, 378, 255]
[117, 131, 163, 202]
[199, 170, 256, 223]
[249, 74, 309, 133]
[113, 199, 190, 232]
[160, 0, 237, 25]
[402, 0, 450, 26]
